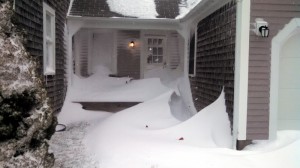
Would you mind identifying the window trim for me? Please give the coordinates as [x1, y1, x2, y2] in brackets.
[189, 29, 197, 77]
[43, 2, 56, 75]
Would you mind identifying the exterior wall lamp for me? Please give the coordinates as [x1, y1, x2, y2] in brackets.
[255, 18, 269, 37]
[129, 41, 135, 48]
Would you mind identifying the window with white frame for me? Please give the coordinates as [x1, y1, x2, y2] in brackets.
[146, 37, 165, 65]
[43, 2, 55, 75]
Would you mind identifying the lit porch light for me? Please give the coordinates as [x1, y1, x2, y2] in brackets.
[129, 41, 135, 48]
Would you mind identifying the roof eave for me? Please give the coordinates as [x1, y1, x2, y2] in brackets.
[67, 15, 181, 30]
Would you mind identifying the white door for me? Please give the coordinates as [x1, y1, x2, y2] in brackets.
[278, 33, 300, 130]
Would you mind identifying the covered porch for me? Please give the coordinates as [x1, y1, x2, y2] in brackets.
[72, 28, 185, 79]
[65, 15, 192, 110]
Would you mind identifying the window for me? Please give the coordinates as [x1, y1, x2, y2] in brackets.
[189, 30, 197, 76]
[146, 38, 164, 64]
[43, 3, 55, 75]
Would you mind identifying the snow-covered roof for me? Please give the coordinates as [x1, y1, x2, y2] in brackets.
[69, 0, 202, 19]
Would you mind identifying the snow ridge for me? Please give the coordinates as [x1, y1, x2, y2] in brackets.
[106, 0, 158, 18]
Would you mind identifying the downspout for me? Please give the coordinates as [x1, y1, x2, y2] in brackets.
[233, 0, 251, 149]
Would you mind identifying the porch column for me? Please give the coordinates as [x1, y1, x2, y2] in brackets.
[66, 20, 83, 87]
[177, 25, 190, 76]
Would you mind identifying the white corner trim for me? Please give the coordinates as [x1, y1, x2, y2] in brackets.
[188, 28, 197, 77]
[233, 0, 251, 145]
[269, 18, 300, 140]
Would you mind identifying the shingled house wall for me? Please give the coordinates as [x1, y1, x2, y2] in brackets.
[14, 0, 70, 113]
[190, 1, 236, 126]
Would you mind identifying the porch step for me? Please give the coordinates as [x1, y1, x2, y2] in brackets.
[78, 102, 141, 112]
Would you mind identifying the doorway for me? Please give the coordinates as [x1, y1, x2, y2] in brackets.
[270, 18, 300, 139]
[277, 32, 300, 130]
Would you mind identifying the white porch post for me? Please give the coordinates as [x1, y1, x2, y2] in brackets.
[233, 0, 251, 148]
[176, 24, 198, 115]
[66, 20, 83, 87]
[177, 24, 190, 76]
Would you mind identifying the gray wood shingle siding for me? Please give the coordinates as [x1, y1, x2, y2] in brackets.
[167, 32, 181, 69]
[117, 30, 141, 79]
[190, 1, 236, 127]
[14, 0, 69, 113]
[247, 0, 300, 140]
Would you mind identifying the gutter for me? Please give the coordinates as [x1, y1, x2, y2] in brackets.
[67, 15, 180, 24]
[66, 16, 181, 30]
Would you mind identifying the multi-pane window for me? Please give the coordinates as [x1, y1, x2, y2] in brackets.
[147, 38, 164, 64]
[43, 3, 55, 75]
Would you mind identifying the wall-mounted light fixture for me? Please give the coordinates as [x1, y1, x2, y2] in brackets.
[129, 41, 135, 48]
[255, 18, 269, 37]
[259, 25, 269, 37]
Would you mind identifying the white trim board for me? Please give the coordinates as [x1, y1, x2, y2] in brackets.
[269, 18, 300, 140]
[233, 0, 251, 147]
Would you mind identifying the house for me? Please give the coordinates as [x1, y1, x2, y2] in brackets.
[13, 0, 70, 113]
[66, 0, 300, 150]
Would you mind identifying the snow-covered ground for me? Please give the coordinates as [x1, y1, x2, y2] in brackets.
[51, 66, 300, 168]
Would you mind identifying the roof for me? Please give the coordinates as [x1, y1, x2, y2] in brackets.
[69, 0, 195, 19]
[69, 0, 125, 18]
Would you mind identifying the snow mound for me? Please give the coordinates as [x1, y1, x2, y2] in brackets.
[106, 0, 158, 18]
[244, 130, 300, 151]
[84, 89, 233, 167]
[158, 90, 232, 148]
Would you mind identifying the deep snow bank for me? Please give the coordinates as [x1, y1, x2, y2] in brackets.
[84, 90, 232, 168]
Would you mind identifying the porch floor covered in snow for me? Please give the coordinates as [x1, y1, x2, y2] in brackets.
[68, 66, 172, 112]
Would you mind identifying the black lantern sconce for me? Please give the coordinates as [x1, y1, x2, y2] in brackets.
[129, 41, 135, 48]
[259, 25, 269, 37]
[255, 18, 269, 38]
